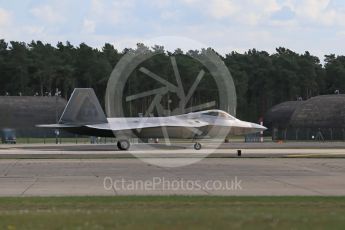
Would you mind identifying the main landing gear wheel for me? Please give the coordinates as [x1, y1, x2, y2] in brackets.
[117, 140, 130, 151]
[194, 142, 202, 150]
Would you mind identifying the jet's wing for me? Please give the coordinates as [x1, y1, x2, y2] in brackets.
[85, 117, 209, 131]
[36, 124, 82, 128]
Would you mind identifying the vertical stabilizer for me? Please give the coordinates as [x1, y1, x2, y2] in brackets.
[59, 88, 107, 125]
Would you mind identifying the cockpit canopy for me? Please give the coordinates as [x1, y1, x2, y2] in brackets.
[200, 110, 235, 120]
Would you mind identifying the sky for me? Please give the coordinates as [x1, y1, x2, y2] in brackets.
[1, 0, 345, 59]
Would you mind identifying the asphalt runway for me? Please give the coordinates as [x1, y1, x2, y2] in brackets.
[0, 158, 344, 196]
[0, 143, 344, 196]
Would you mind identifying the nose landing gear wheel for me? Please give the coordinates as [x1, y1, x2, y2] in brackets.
[117, 140, 130, 151]
[194, 142, 202, 150]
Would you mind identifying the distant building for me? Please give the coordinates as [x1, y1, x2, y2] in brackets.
[265, 94, 345, 141]
[0, 96, 67, 137]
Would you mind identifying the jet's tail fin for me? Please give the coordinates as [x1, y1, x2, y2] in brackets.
[59, 88, 108, 125]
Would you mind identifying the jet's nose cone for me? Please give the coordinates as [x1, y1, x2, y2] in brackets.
[253, 123, 267, 131]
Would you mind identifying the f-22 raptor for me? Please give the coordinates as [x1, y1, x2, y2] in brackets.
[38, 88, 266, 150]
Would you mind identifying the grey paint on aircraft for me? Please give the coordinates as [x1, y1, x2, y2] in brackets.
[38, 88, 266, 141]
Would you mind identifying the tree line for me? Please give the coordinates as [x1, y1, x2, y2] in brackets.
[0, 39, 344, 122]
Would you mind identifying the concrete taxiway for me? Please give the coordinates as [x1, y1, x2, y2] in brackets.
[1, 142, 345, 159]
[0, 149, 344, 159]
[0, 143, 344, 196]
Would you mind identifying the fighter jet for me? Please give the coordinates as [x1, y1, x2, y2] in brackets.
[38, 88, 266, 150]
